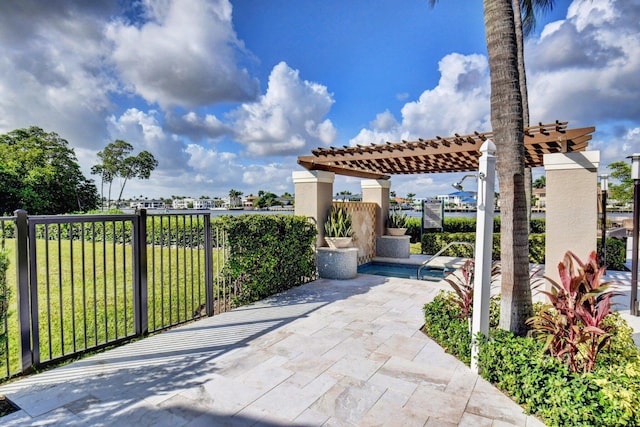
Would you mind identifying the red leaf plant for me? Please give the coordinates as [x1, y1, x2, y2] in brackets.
[444, 259, 474, 320]
[527, 251, 617, 373]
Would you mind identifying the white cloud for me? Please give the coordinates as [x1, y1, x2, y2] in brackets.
[527, 0, 640, 126]
[243, 163, 294, 193]
[0, 1, 115, 148]
[350, 53, 491, 147]
[106, 0, 259, 108]
[107, 108, 190, 172]
[230, 61, 337, 156]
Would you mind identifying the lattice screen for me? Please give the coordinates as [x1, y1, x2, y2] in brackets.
[334, 202, 377, 265]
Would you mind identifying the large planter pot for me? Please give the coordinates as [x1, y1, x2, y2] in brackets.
[386, 227, 407, 236]
[325, 236, 352, 248]
[317, 247, 358, 280]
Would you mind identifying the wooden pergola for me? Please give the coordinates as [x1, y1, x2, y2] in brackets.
[298, 121, 595, 179]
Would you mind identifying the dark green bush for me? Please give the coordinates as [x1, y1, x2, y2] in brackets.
[423, 291, 471, 365]
[219, 215, 317, 306]
[405, 217, 421, 243]
[441, 217, 501, 233]
[420, 232, 545, 263]
[597, 238, 627, 271]
[439, 216, 545, 233]
[530, 218, 546, 234]
[424, 291, 640, 426]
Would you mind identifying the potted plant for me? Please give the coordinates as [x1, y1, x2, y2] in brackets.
[386, 209, 408, 236]
[324, 205, 353, 248]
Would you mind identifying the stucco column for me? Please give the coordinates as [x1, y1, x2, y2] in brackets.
[361, 179, 391, 237]
[293, 170, 335, 247]
[544, 151, 599, 284]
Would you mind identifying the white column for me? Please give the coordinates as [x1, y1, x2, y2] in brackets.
[471, 139, 496, 372]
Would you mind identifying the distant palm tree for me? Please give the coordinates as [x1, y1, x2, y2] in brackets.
[533, 175, 546, 189]
[229, 189, 243, 208]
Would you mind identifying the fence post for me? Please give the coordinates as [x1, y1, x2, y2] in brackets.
[14, 210, 32, 372]
[134, 209, 148, 335]
[204, 214, 214, 316]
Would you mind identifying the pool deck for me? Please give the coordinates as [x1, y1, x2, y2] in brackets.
[0, 273, 545, 426]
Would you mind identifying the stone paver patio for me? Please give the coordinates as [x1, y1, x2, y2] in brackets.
[0, 274, 547, 426]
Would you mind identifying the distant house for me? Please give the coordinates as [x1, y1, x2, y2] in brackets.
[533, 188, 546, 209]
[436, 191, 476, 207]
[171, 198, 218, 209]
[129, 199, 166, 209]
[243, 195, 258, 209]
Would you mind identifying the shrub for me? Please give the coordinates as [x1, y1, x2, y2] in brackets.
[443, 259, 474, 320]
[405, 217, 421, 243]
[527, 251, 616, 373]
[420, 232, 545, 263]
[426, 290, 640, 426]
[220, 214, 317, 306]
[423, 291, 471, 365]
[530, 217, 546, 233]
[597, 238, 627, 271]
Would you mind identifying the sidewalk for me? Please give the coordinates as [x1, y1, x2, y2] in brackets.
[0, 274, 544, 426]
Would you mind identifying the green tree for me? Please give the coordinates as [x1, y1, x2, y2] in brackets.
[0, 127, 98, 214]
[336, 190, 352, 201]
[92, 140, 158, 208]
[254, 192, 279, 209]
[608, 161, 633, 202]
[92, 140, 133, 210]
[114, 150, 158, 205]
[533, 175, 546, 188]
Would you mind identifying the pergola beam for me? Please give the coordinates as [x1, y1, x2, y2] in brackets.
[298, 123, 595, 178]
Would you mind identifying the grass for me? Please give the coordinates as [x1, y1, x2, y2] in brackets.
[1, 237, 228, 378]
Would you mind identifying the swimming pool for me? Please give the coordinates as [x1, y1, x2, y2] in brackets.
[357, 261, 452, 282]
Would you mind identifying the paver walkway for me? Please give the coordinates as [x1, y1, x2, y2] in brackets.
[0, 274, 544, 426]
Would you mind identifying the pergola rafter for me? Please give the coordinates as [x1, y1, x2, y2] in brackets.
[298, 121, 595, 179]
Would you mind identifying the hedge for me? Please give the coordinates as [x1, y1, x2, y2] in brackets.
[597, 238, 627, 271]
[421, 231, 546, 263]
[407, 216, 546, 243]
[217, 214, 317, 306]
[420, 224, 626, 269]
[424, 292, 640, 427]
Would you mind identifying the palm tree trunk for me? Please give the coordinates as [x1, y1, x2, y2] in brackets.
[484, 0, 533, 335]
[513, 0, 533, 231]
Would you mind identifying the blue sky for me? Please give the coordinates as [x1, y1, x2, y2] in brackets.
[0, 0, 638, 200]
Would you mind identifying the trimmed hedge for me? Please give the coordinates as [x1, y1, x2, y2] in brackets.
[597, 238, 627, 271]
[421, 231, 546, 263]
[420, 232, 625, 269]
[218, 214, 317, 306]
[406, 217, 422, 243]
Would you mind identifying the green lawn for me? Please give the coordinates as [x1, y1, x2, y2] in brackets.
[2, 238, 227, 377]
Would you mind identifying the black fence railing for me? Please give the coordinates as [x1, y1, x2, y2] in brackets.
[0, 210, 239, 381]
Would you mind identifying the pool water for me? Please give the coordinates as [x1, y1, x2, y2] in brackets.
[357, 262, 452, 282]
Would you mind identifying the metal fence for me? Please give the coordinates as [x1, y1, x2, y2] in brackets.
[0, 210, 237, 382]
